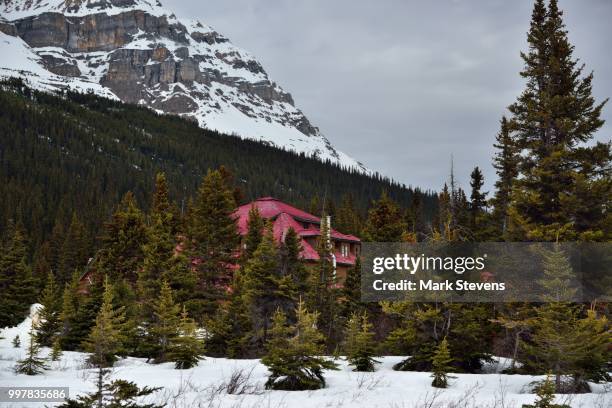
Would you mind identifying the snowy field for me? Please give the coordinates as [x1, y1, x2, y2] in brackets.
[0, 308, 609, 408]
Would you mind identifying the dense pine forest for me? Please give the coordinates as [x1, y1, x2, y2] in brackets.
[0, 77, 436, 253]
[0, 0, 611, 405]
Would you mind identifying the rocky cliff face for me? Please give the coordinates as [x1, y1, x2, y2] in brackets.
[0, 0, 366, 170]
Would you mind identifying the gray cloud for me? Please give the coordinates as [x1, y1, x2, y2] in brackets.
[165, 0, 612, 192]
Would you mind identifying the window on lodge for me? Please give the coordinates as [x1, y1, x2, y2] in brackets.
[340, 243, 349, 257]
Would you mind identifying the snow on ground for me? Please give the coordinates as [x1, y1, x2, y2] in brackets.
[0, 308, 609, 408]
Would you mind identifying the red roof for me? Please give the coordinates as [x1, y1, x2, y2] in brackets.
[233, 197, 360, 265]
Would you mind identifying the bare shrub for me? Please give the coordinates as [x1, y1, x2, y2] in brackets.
[209, 366, 263, 396]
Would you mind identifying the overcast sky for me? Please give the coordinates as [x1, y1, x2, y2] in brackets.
[165, 0, 611, 192]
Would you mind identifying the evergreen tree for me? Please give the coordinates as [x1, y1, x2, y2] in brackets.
[48, 218, 65, 276]
[508, 0, 611, 241]
[12, 335, 20, 348]
[310, 215, 343, 350]
[407, 191, 427, 241]
[35, 272, 62, 347]
[262, 302, 338, 390]
[538, 245, 577, 302]
[342, 257, 363, 318]
[82, 277, 126, 368]
[148, 280, 180, 363]
[491, 116, 519, 235]
[522, 303, 584, 391]
[386, 301, 493, 373]
[58, 213, 89, 284]
[220, 289, 252, 358]
[362, 191, 406, 242]
[242, 222, 290, 351]
[469, 167, 487, 232]
[0, 226, 37, 328]
[431, 337, 453, 388]
[33, 242, 52, 290]
[335, 194, 362, 236]
[186, 169, 239, 316]
[522, 373, 570, 408]
[436, 184, 452, 238]
[242, 205, 264, 262]
[309, 194, 321, 216]
[137, 173, 193, 319]
[150, 172, 173, 222]
[50, 337, 63, 361]
[167, 306, 205, 369]
[520, 244, 610, 390]
[279, 227, 309, 302]
[59, 271, 105, 352]
[58, 278, 78, 350]
[58, 373, 163, 408]
[344, 312, 379, 372]
[96, 192, 147, 283]
[15, 329, 49, 375]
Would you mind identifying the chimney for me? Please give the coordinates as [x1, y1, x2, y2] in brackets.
[324, 215, 337, 276]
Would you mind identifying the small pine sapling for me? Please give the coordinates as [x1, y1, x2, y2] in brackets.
[431, 337, 454, 388]
[167, 306, 204, 369]
[522, 373, 571, 408]
[344, 312, 380, 372]
[15, 329, 49, 375]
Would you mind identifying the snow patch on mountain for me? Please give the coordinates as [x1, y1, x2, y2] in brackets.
[0, 0, 368, 172]
[0, 32, 119, 98]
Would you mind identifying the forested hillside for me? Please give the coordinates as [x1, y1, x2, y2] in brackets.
[0, 78, 435, 250]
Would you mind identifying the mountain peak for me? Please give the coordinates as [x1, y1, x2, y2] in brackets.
[0, 0, 367, 171]
[2, 0, 166, 18]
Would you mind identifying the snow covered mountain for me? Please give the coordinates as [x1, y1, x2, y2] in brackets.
[0, 0, 366, 171]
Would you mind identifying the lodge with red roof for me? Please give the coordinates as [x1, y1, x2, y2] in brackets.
[234, 197, 361, 282]
[79, 196, 360, 294]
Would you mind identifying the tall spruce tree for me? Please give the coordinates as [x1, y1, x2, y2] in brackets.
[138, 173, 193, 318]
[96, 192, 147, 283]
[58, 212, 89, 284]
[279, 227, 309, 303]
[362, 191, 406, 242]
[342, 257, 363, 319]
[242, 222, 289, 351]
[491, 116, 519, 236]
[507, 0, 611, 241]
[407, 191, 427, 241]
[186, 169, 239, 317]
[242, 205, 264, 262]
[0, 226, 37, 327]
[335, 194, 362, 237]
[469, 167, 487, 232]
